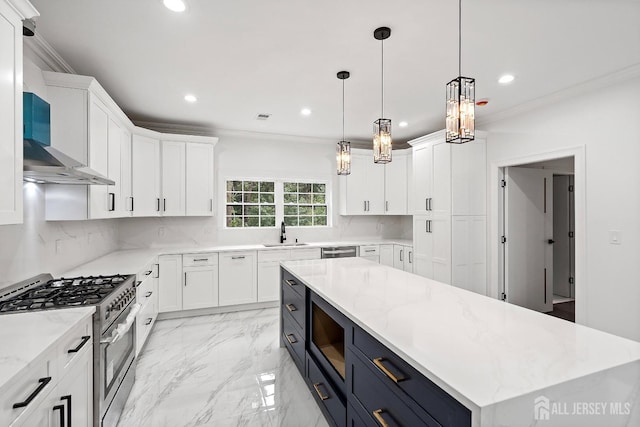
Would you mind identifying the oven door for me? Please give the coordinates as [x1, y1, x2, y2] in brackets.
[99, 302, 138, 418]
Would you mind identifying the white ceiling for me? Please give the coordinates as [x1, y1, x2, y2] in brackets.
[28, 0, 640, 144]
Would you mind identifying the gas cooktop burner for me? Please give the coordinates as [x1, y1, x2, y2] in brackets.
[0, 274, 133, 314]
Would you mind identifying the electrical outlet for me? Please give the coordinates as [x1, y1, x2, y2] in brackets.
[88, 233, 95, 244]
[158, 227, 166, 237]
[55, 239, 63, 254]
[609, 230, 622, 245]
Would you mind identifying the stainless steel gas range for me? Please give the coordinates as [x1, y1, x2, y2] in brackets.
[0, 273, 139, 427]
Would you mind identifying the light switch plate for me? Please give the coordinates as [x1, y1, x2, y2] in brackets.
[609, 230, 622, 245]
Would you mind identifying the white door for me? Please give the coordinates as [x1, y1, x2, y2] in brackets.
[393, 245, 405, 270]
[132, 134, 161, 217]
[431, 213, 451, 284]
[106, 118, 122, 217]
[379, 245, 394, 267]
[88, 96, 109, 219]
[161, 141, 186, 216]
[186, 143, 214, 216]
[413, 216, 433, 279]
[219, 252, 257, 306]
[345, 154, 385, 215]
[403, 245, 414, 272]
[56, 349, 93, 427]
[452, 216, 486, 294]
[257, 261, 281, 302]
[120, 128, 133, 215]
[553, 175, 575, 298]
[158, 255, 183, 312]
[411, 144, 432, 215]
[183, 265, 219, 310]
[384, 155, 407, 214]
[505, 167, 553, 312]
[431, 141, 451, 217]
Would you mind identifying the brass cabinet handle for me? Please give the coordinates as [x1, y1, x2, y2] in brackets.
[373, 409, 390, 427]
[285, 279, 297, 287]
[373, 357, 405, 383]
[285, 333, 297, 344]
[313, 383, 329, 401]
[285, 303, 297, 312]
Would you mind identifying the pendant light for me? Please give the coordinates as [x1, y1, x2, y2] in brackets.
[373, 27, 392, 163]
[336, 71, 351, 175]
[445, 0, 475, 144]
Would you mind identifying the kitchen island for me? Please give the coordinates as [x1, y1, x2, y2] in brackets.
[280, 257, 640, 427]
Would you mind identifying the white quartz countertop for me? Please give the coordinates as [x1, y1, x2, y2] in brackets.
[0, 307, 95, 391]
[62, 239, 412, 277]
[280, 258, 640, 409]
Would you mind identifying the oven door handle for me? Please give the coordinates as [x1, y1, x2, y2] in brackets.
[100, 303, 142, 345]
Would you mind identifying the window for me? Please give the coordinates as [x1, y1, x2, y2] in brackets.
[283, 182, 327, 226]
[226, 180, 275, 227]
[224, 179, 329, 228]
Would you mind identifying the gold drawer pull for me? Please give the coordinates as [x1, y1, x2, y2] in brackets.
[285, 333, 297, 344]
[285, 303, 297, 312]
[285, 279, 297, 287]
[313, 383, 329, 401]
[373, 409, 390, 427]
[373, 357, 405, 383]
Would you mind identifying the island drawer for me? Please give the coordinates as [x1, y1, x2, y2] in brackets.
[183, 253, 218, 267]
[351, 326, 471, 427]
[347, 402, 370, 427]
[282, 270, 305, 298]
[282, 308, 305, 373]
[348, 349, 439, 427]
[282, 280, 305, 330]
[307, 353, 346, 427]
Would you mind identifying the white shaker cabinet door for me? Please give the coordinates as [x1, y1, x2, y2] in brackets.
[411, 143, 432, 215]
[413, 216, 433, 279]
[186, 142, 214, 216]
[379, 244, 394, 267]
[0, 2, 22, 225]
[219, 251, 257, 306]
[158, 254, 183, 312]
[87, 96, 110, 219]
[131, 134, 161, 217]
[183, 265, 219, 310]
[403, 245, 414, 273]
[161, 140, 186, 216]
[384, 154, 407, 214]
[120, 128, 133, 216]
[55, 347, 93, 427]
[393, 245, 405, 270]
[257, 261, 281, 303]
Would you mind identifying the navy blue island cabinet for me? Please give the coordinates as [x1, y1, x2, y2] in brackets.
[280, 267, 472, 427]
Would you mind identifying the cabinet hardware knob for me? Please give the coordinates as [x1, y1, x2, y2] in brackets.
[312, 383, 329, 401]
[373, 357, 405, 383]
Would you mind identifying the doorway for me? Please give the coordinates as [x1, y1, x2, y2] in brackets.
[500, 156, 576, 322]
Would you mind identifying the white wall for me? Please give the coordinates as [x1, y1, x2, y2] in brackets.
[483, 72, 640, 341]
[117, 134, 409, 248]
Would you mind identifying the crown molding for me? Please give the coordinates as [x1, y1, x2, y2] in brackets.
[477, 63, 640, 127]
[24, 33, 75, 73]
[6, 0, 38, 19]
[132, 120, 216, 137]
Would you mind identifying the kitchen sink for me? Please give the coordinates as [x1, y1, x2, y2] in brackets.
[262, 242, 309, 247]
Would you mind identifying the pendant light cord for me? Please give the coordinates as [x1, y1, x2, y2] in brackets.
[342, 78, 345, 141]
[381, 37, 385, 118]
[458, 0, 462, 76]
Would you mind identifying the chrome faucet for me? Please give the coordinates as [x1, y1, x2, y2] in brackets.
[280, 221, 286, 244]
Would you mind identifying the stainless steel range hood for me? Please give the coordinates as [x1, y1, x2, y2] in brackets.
[23, 92, 115, 185]
[23, 139, 115, 185]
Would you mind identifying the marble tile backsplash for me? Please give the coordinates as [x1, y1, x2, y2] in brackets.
[0, 184, 118, 290]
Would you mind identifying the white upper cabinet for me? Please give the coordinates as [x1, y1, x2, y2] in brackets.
[411, 143, 432, 215]
[160, 140, 186, 216]
[384, 153, 408, 215]
[131, 133, 161, 217]
[185, 142, 215, 216]
[0, 0, 37, 225]
[340, 149, 409, 216]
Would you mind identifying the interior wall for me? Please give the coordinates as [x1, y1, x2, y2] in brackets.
[483, 73, 640, 341]
[117, 135, 410, 248]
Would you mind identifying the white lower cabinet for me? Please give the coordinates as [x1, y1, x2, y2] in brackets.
[451, 216, 487, 295]
[135, 261, 159, 355]
[158, 254, 183, 313]
[257, 249, 290, 303]
[380, 244, 394, 267]
[392, 244, 414, 272]
[219, 251, 257, 306]
[52, 347, 92, 427]
[359, 245, 380, 263]
[183, 264, 219, 310]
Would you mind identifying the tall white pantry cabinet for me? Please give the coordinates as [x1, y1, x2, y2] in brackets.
[410, 130, 487, 295]
[0, 0, 38, 225]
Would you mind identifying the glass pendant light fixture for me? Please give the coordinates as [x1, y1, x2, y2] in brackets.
[373, 27, 392, 163]
[446, 0, 475, 144]
[336, 71, 351, 175]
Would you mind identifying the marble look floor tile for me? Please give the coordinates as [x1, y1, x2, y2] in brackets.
[117, 308, 328, 427]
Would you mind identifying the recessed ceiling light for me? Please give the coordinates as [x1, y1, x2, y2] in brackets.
[301, 108, 312, 116]
[163, 0, 186, 12]
[498, 74, 515, 84]
[399, 121, 408, 128]
[184, 94, 197, 103]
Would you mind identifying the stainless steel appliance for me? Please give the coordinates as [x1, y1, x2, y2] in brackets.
[0, 273, 139, 427]
[320, 246, 358, 258]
